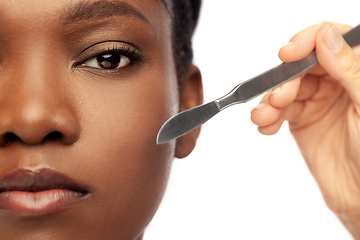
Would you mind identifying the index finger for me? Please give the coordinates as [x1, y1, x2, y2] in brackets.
[279, 22, 353, 63]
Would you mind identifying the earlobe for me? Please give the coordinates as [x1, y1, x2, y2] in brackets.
[175, 64, 203, 159]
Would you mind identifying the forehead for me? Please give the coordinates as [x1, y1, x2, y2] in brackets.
[0, 0, 170, 31]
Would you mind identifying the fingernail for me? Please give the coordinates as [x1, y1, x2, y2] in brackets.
[270, 86, 281, 95]
[325, 26, 343, 52]
[254, 103, 265, 110]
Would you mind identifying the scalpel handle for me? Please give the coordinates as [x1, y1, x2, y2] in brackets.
[218, 24, 360, 109]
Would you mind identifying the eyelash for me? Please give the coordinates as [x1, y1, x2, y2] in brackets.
[107, 45, 143, 62]
[78, 44, 144, 72]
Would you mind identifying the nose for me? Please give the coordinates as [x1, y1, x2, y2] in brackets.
[0, 68, 80, 146]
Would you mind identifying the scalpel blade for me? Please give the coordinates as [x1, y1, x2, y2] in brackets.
[156, 102, 220, 144]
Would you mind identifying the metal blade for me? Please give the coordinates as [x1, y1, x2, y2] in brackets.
[156, 101, 220, 144]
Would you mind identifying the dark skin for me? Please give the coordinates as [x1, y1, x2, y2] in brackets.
[0, 0, 203, 239]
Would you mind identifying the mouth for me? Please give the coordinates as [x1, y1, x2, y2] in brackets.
[0, 168, 90, 216]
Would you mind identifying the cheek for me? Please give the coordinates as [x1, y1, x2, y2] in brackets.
[68, 69, 179, 237]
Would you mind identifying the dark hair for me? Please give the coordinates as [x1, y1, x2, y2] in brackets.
[170, 0, 201, 89]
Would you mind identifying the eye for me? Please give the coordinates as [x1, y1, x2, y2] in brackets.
[83, 52, 131, 70]
[75, 42, 144, 74]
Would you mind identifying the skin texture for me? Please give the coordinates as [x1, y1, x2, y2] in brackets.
[0, 0, 202, 239]
[251, 22, 360, 239]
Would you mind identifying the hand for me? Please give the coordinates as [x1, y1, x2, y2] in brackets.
[250, 22, 360, 238]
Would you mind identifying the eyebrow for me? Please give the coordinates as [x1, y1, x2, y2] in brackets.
[63, 0, 149, 25]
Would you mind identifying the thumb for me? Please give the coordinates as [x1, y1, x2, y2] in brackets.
[316, 23, 360, 107]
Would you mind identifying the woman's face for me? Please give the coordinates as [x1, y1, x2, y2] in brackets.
[0, 0, 183, 239]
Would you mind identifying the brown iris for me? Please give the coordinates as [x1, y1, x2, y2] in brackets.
[96, 53, 121, 69]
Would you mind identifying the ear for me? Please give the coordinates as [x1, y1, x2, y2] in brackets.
[175, 64, 203, 158]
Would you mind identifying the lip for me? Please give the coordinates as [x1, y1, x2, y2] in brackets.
[0, 168, 90, 216]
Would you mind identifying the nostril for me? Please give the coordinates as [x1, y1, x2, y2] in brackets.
[42, 131, 64, 143]
[2, 133, 20, 146]
[0, 131, 64, 146]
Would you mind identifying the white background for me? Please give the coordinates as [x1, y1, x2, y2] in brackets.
[146, 1, 360, 239]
